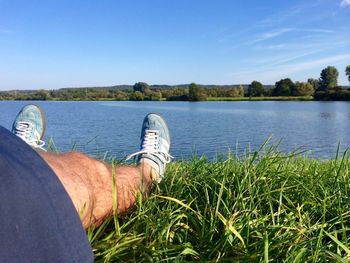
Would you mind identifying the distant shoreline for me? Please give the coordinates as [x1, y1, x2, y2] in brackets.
[0, 95, 337, 102]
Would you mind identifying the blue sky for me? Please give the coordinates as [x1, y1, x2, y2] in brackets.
[0, 0, 349, 90]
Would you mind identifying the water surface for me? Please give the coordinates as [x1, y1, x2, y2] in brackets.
[0, 101, 349, 160]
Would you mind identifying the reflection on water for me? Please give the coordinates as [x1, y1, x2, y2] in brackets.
[319, 112, 334, 119]
[0, 101, 349, 160]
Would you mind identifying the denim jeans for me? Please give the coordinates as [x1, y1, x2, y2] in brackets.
[0, 126, 93, 263]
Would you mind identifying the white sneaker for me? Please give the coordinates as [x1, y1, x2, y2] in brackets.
[11, 104, 46, 151]
[126, 113, 173, 182]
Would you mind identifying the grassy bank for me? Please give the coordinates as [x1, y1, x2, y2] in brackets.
[89, 147, 350, 262]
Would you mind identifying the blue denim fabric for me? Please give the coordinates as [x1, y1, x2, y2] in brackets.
[0, 126, 93, 263]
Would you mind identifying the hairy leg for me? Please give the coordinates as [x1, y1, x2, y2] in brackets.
[39, 151, 155, 229]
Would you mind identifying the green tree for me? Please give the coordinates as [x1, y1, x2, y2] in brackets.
[248, 81, 264, 97]
[274, 78, 295, 96]
[294, 82, 315, 96]
[307, 78, 319, 91]
[114, 91, 129, 100]
[188, 83, 201, 101]
[237, 85, 244, 97]
[34, 89, 51, 100]
[319, 66, 339, 91]
[130, 91, 144, 101]
[133, 82, 150, 94]
[345, 65, 350, 83]
[151, 91, 162, 101]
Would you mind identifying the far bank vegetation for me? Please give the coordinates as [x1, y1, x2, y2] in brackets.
[1, 65, 350, 101]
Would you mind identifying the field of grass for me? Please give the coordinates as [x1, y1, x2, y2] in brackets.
[207, 96, 314, 101]
[89, 145, 350, 262]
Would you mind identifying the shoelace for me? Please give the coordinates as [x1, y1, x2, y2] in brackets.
[14, 121, 46, 151]
[126, 130, 173, 162]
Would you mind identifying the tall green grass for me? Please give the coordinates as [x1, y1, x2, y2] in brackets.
[88, 146, 350, 262]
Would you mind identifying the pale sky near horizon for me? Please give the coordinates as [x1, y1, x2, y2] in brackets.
[0, 0, 349, 90]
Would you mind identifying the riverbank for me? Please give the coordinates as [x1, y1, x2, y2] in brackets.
[56, 96, 314, 101]
[207, 96, 313, 101]
[90, 149, 350, 262]
[0, 95, 315, 102]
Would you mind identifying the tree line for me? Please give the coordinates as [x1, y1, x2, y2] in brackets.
[0, 83, 246, 101]
[1, 65, 349, 101]
[247, 65, 350, 101]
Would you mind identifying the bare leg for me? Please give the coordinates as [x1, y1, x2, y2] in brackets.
[39, 151, 156, 229]
[12, 107, 170, 230]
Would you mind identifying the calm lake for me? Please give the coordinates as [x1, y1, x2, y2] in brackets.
[0, 101, 349, 160]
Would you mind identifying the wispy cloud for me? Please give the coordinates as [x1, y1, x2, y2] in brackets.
[302, 29, 334, 33]
[257, 6, 305, 27]
[257, 1, 323, 28]
[277, 54, 350, 73]
[265, 49, 332, 66]
[218, 1, 335, 48]
[250, 28, 294, 44]
[229, 54, 350, 84]
[248, 28, 334, 46]
[340, 0, 350, 7]
[251, 41, 350, 67]
[254, 42, 326, 51]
